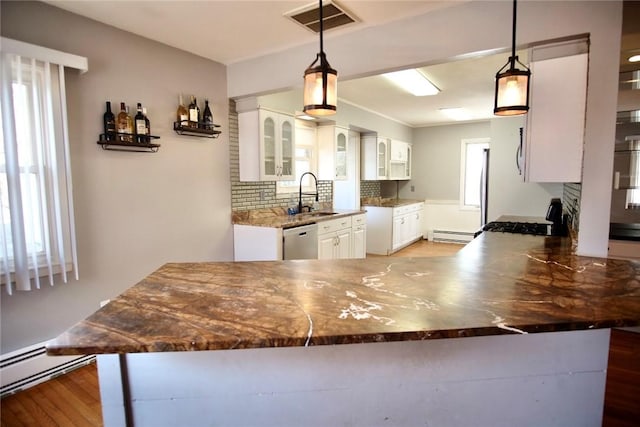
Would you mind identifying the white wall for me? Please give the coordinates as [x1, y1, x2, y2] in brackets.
[408, 118, 561, 231]
[488, 117, 563, 221]
[0, 2, 233, 353]
[228, 0, 623, 257]
[409, 121, 491, 201]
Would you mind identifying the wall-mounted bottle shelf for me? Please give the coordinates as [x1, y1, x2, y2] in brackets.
[97, 133, 161, 153]
[173, 122, 221, 138]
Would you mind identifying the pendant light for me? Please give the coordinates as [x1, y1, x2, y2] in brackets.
[303, 0, 337, 116]
[494, 0, 530, 116]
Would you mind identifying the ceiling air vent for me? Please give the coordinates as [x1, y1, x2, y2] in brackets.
[285, 0, 358, 33]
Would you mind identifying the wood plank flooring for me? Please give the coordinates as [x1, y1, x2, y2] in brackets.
[1, 362, 102, 427]
[3, 240, 633, 426]
[384, 239, 463, 258]
[603, 329, 640, 427]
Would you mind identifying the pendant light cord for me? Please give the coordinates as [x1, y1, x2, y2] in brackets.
[510, 0, 517, 67]
[319, 0, 324, 55]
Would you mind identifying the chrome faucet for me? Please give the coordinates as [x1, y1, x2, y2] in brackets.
[298, 172, 319, 214]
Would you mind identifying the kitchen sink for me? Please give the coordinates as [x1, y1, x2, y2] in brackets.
[299, 211, 338, 217]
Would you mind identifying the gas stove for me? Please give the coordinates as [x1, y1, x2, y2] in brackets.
[481, 221, 551, 236]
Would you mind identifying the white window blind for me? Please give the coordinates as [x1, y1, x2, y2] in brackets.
[0, 38, 87, 294]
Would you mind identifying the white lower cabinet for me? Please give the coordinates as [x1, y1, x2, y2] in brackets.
[318, 216, 352, 260]
[351, 213, 367, 259]
[365, 203, 424, 255]
[233, 225, 283, 261]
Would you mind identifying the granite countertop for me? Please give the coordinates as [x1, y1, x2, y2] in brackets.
[47, 232, 640, 356]
[361, 197, 424, 208]
[232, 207, 366, 229]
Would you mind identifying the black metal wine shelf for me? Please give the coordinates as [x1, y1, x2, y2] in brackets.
[98, 133, 161, 153]
[173, 122, 221, 138]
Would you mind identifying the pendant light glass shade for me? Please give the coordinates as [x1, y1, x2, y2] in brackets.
[494, 59, 530, 116]
[493, 0, 531, 116]
[303, 0, 337, 116]
[303, 52, 337, 116]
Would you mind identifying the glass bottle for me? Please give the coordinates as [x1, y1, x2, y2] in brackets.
[134, 103, 146, 143]
[116, 102, 130, 143]
[202, 99, 213, 130]
[125, 106, 134, 143]
[176, 95, 188, 128]
[143, 107, 151, 143]
[103, 101, 116, 141]
[188, 96, 200, 128]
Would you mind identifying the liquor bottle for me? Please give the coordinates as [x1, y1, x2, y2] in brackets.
[134, 103, 146, 143]
[116, 102, 132, 143]
[202, 99, 213, 130]
[188, 96, 200, 128]
[176, 95, 188, 128]
[143, 107, 151, 143]
[125, 106, 134, 143]
[103, 101, 116, 141]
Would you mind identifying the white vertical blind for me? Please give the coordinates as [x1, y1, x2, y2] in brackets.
[0, 38, 86, 294]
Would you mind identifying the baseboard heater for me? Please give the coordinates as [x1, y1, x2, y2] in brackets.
[431, 229, 475, 244]
[1, 341, 95, 397]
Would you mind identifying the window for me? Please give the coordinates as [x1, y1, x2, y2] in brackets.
[277, 122, 317, 195]
[460, 138, 490, 209]
[0, 38, 86, 294]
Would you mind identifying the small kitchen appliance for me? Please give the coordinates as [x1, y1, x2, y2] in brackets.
[545, 198, 568, 236]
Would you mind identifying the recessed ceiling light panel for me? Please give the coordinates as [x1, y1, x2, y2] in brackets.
[382, 69, 440, 96]
[439, 108, 471, 121]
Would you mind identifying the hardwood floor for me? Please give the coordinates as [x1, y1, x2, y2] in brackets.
[385, 239, 464, 258]
[603, 329, 640, 426]
[1, 362, 102, 427]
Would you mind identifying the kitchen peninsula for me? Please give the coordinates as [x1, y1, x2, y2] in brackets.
[47, 233, 640, 426]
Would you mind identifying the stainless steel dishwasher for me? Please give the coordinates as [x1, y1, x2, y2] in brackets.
[283, 223, 318, 260]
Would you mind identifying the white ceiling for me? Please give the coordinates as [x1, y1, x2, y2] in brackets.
[45, 0, 635, 128]
[45, 0, 460, 65]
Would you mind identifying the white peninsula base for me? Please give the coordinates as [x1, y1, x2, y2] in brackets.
[98, 329, 610, 427]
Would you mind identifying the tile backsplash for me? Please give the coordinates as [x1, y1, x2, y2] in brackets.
[563, 182, 581, 232]
[360, 181, 381, 198]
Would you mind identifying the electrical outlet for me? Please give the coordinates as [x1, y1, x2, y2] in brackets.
[410, 185, 415, 192]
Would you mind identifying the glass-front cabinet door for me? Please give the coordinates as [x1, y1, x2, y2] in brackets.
[279, 116, 295, 180]
[377, 138, 388, 179]
[335, 129, 348, 180]
[261, 114, 277, 178]
[259, 109, 295, 181]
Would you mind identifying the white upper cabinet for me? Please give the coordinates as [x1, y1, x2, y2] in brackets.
[389, 139, 412, 180]
[361, 135, 388, 180]
[238, 108, 295, 181]
[390, 139, 408, 162]
[317, 125, 349, 181]
[524, 51, 588, 183]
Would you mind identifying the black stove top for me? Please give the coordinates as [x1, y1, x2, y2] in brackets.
[482, 221, 550, 236]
